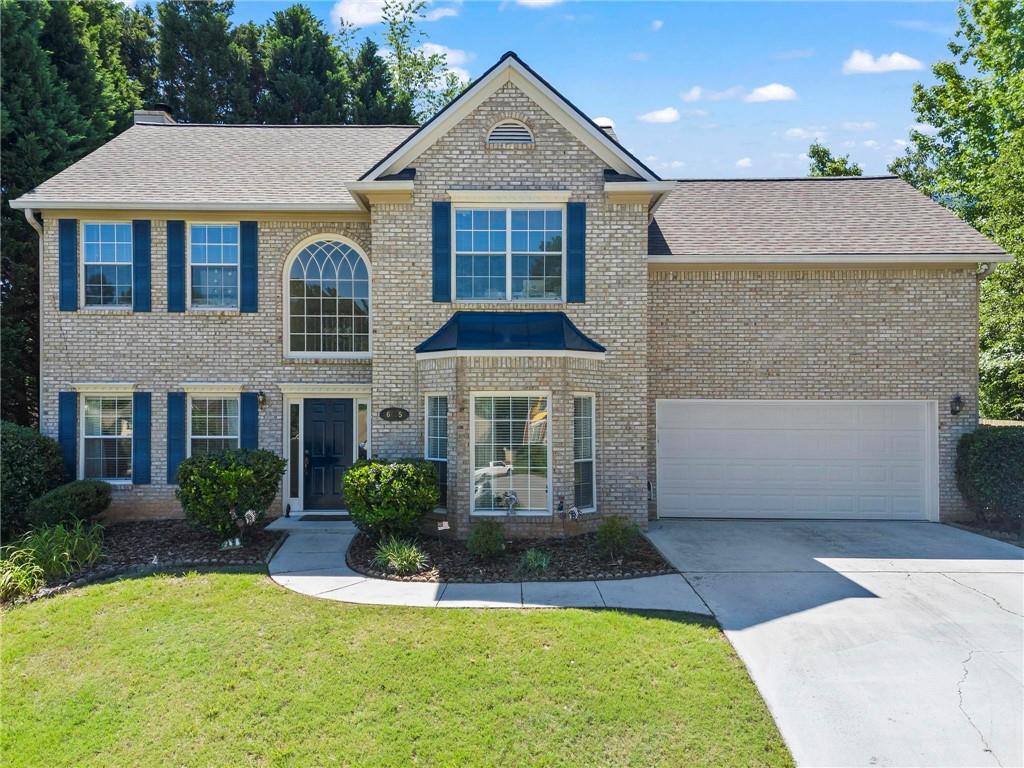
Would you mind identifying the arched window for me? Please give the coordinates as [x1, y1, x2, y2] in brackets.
[487, 120, 534, 145]
[287, 239, 370, 356]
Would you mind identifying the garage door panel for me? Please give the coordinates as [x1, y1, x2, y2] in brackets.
[656, 400, 937, 521]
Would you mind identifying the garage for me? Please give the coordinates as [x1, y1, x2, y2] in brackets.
[656, 400, 939, 520]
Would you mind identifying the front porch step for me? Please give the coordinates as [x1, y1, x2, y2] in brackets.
[266, 516, 357, 534]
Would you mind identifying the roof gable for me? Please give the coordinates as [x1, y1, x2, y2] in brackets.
[360, 51, 659, 182]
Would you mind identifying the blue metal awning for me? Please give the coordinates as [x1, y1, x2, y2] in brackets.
[415, 311, 606, 356]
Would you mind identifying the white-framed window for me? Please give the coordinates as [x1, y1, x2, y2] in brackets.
[82, 222, 132, 307]
[189, 223, 239, 309]
[189, 396, 240, 456]
[425, 395, 448, 461]
[573, 394, 596, 511]
[453, 207, 564, 302]
[82, 395, 133, 481]
[471, 393, 550, 515]
[286, 238, 370, 357]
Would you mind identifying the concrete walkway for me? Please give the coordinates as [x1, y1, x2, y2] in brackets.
[266, 518, 709, 612]
[647, 519, 1024, 768]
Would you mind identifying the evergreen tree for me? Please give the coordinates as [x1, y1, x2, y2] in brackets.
[156, 0, 249, 122]
[1, 0, 91, 425]
[260, 4, 349, 124]
[349, 39, 414, 124]
[120, 2, 160, 109]
[232, 20, 268, 123]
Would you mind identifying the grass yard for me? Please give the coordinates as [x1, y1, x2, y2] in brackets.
[2, 571, 792, 768]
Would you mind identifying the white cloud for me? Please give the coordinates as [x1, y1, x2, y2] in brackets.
[773, 48, 814, 60]
[637, 106, 680, 124]
[332, 0, 458, 28]
[909, 122, 938, 135]
[644, 154, 658, 163]
[744, 83, 798, 102]
[735, 157, 753, 168]
[116, 0, 136, 6]
[841, 120, 877, 131]
[784, 126, 827, 141]
[421, 42, 473, 82]
[891, 19, 954, 36]
[862, 139, 880, 149]
[681, 85, 744, 102]
[515, 0, 562, 6]
[892, 138, 909, 148]
[682, 108, 709, 118]
[629, 52, 650, 62]
[841, 140, 857, 148]
[651, 19, 663, 32]
[842, 49, 923, 74]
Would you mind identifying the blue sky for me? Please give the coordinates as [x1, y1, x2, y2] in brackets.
[231, 1, 961, 178]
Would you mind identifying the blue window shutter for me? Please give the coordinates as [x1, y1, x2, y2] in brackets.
[240, 392, 259, 449]
[566, 202, 586, 303]
[431, 201, 451, 302]
[240, 221, 258, 313]
[58, 391, 78, 480]
[132, 220, 151, 312]
[132, 392, 151, 485]
[167, 220, 186, 312]
[58, 219, 78, 311]
[166, 392, 186, 483]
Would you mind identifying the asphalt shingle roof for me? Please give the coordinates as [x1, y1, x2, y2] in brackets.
[14, 123, 417, 210]
[649, 176, 1006, 257]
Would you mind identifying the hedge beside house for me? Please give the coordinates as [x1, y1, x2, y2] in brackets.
[1, 422, 67, 536]
[956, 426, 1024, 530]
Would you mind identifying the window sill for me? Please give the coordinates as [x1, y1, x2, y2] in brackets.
[470, 510, 551, 518]
[80, 306, 133, 315]
[284, 354, 372, 364]
[186, 307, 241, 317]
[452, 300, 564, 307]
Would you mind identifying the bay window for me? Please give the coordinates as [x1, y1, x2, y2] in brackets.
[472, 394, 549, 514]
[425, 395, 448, 507]
[573, 395, 596, 510]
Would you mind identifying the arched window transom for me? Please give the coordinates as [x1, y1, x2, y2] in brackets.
[287, 240, 369, 355]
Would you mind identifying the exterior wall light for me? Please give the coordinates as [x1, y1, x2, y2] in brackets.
[950, 393, 964, 415]
[257, 390, 268, 409]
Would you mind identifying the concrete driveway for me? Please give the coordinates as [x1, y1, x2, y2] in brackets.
[646, 520, 1023, 768]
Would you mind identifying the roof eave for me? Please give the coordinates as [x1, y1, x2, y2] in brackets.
[8, 199, 365, 213]
[647, 252, 1012, 264]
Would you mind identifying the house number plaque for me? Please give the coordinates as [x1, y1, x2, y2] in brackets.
[379, 407, 410, 422]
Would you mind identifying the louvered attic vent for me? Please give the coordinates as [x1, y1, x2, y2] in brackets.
[488, 120, 533, 144]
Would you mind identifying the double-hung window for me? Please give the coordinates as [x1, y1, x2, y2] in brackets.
[425, 395, 448, 507]
[189, 396, 240, 456]
[83, 223, 132, 307]
[454, 208, 564, 302]
[83, 395, 133, 481]
[189, 224, 239, 309]
[472, 394, 549, 514]
[573, 395, 596, 510]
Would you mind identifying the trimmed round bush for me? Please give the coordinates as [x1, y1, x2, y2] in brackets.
[176, 449, 286, 540]
[595, 515, 640, 560]
[26, 480, 112, 528]
[956, 426, 1024, 530]
[343, 459, 438, 539]
[1, 421, 67, 536]
[466, 519, 506, 560]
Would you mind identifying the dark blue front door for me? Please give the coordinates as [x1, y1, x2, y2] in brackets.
[303, 398, 353, 509]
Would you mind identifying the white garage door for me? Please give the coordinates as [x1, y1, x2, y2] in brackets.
[656, 400, 938, 520]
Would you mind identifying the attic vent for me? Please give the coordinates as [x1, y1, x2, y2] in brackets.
[488, 120, 533, 145]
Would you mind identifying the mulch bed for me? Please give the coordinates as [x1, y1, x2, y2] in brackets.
[31, 519, 284, 602]
[347, 531, 676, 583]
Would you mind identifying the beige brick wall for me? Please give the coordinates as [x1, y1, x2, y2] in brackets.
[647, 265, 979, 521]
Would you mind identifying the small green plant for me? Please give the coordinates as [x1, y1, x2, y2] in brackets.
[0, 550, 45, 603]
[371, 536, 429, 576]
[25, 480, 112, 528]
[0, 421, 67, 536]
[516, 548, 552, 578]
[176, 449, 286, 540]
[344, 459, 438, 539]
[466, 519, 506, 560]
[957, 426, 1024, 530]
[595, 515, 640, 561]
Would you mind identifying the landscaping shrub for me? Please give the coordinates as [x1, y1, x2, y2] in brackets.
[0, 521, 105, 602]
[466, 519, 506, 559]
[0, 550, 45, 603]
[344, 459, 438, 539]
[516, 548, 552, 577]
[25, 480, 112, 528]
[957, 426, 1024, 530]
[371, 536, 429, 576]
[176, 449, 286, 540]
[1, 421, 66, 536]
[595, 515, 640, 561]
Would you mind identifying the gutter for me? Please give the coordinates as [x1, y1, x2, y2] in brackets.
[23, 208, 43, 428]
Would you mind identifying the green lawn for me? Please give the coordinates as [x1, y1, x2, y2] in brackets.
[2, 571, 792, 768]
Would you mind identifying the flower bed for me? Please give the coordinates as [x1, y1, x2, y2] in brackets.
[347, 530, 675, 583]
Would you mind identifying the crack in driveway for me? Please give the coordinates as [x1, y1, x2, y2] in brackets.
[956, 650, 1003, 767]
[942, 573, 1024, 618]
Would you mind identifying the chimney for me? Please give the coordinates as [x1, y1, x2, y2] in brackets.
[593, 116, 618, 142]
[133, 103, 175, 125]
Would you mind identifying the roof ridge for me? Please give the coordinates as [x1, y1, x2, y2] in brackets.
[135, 123, 419, 129]
[667, 175, 900, 183]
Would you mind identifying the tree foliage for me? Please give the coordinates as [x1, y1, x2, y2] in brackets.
[889, 0, 1024, 419]
[806, 141, 863, 177]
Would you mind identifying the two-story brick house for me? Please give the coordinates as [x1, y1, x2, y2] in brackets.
[10, 52, 1008, 537]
